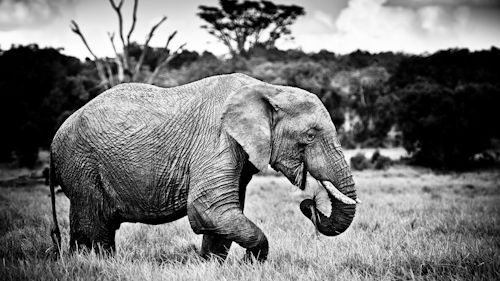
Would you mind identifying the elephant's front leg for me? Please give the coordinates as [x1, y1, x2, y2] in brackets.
[191, 207, 268, 261]
[188, 190, 268, 262]
[199, 185, 248, 261]
[196, 164, 259, 261]
[200, 234, 232, 261]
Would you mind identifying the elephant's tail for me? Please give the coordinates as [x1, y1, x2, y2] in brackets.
[49, 152, 61, 251]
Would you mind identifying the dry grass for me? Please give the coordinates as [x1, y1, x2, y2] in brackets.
[1, 164, 499, 280]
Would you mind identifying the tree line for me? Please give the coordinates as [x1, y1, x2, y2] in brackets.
[1, 0, 499, 169]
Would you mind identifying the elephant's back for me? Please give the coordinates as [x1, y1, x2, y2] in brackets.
[83, 83, 191, 119]
[52, 73, 260, 157]
[50, 73, 261, 195]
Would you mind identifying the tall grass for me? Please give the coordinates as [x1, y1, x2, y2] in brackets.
[1, 165, 499, 280]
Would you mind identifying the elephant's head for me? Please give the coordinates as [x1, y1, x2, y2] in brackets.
[222, 82, 359, 236]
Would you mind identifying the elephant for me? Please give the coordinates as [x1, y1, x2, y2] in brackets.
[49, 73, 359, 262]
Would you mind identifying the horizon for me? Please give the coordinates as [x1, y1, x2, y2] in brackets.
[1, 0, 500, 60]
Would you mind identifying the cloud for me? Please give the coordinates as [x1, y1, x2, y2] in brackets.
[417, 5, 471, 34]
[313, 11, 335, 30]
[286, 0, 499, 54]
[0, 0, 74, 31]
[386, 0, 500, 7]
[328, 0, 476, 53]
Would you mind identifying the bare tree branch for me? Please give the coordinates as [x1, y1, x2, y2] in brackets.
[165, 30, 177, 50]
[148, 42, 186, 84]
[132, 16, 167, 81]
[94, 60, 110, 89]
[127, 0, 138, 46]
[104, 59, 115, 86]
[108, 0, 129, 70]
[70, 20, 99, 61]
[107, 32, 118, 57]
[70, 20, 110, 89]
[107, 32, 125, 82]
[71, 0, 184, 86]
[148, 17, 168, 45]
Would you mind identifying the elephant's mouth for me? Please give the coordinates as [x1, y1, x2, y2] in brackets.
[301, 178, 359, 217]
[299, 174, 360, 236]
[296, 159, 357, 203]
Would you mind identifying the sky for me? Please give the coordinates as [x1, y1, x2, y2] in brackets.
[0, 0, 499, 60]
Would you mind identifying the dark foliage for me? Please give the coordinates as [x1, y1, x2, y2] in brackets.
[371, 150, 392, 170]
[350, 151, 392, 171]
[385, 47, 500, 168]
[0, 45, 97, 167]
[173, 52, 239, 84]
[350, 153, 371, 171]
[127, 42, 162, 70]
[337, 50, 406, 73]
[395, 82, 500, 169]
[247, 44, 309, 62]
[390, 47, 500, 88]
[127, 43, 200, 70]
[2, 41, 499, 169]
[168, 50, 201, 69]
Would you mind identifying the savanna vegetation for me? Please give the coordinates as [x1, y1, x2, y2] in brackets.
[1, 0, 499, 279]
[2, 44, 499, 169]
[1, 153, 499, 280]
[1, 0, 499, 169]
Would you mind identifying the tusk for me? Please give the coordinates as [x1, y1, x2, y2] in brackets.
[303, 177, 332, 217]
[321, 181, 357, 205]
[355, 198, 362, 204]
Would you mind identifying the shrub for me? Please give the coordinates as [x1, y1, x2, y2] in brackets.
[350, 153, 371, 171]
[395, 82, 500, 169]
[0, 45, 96, 167]
[371, 150, 392, 170]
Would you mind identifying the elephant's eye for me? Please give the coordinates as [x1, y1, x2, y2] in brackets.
[305, 130, 316, 142]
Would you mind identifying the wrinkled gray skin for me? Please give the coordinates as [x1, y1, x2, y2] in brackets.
[49, 73, 357, 261]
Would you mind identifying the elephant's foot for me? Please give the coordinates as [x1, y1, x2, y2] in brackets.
[69, 208, 118, 255]
[69, 231, 116, 255]
[200, 234, 232, 262]
[243, 235, 269, 262]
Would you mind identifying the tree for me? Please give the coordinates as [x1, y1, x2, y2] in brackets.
[0, 45, 95, 166]
[395, 82, 500, 169]
[70, 0, 186, 88]
[198, 0, 305, 57]
[390, 48, 500, 89]
[330, 66, 391, 145]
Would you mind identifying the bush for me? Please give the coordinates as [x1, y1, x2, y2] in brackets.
[0, 45, 97, 167]
[371, 150, 392, 170]
[350, 151, 393, 171]
[395, 82, 500, 169]
[350, 153, 371, 171]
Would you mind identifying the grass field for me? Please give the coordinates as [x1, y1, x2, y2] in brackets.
[1, 162, 499, 280]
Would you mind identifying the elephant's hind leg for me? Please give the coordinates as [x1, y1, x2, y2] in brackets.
[68, 180, 120, 254]
[69, 201, 119, 254]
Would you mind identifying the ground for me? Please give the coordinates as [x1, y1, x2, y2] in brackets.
[0, 150, 499, 280]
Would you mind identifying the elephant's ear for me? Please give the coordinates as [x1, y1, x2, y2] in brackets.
[222, 84, 281, 171]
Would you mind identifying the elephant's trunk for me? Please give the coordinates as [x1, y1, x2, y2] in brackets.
[300, 161, 357, 236]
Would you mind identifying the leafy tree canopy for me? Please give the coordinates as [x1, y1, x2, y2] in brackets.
[198, 0, 305, 57]
[0, 45, 97, 166]
[395, 82, 500, 169]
